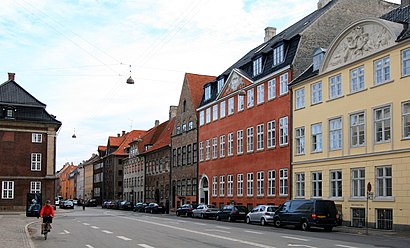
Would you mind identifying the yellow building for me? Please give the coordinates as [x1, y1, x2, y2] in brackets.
[290, 10, 410, 231]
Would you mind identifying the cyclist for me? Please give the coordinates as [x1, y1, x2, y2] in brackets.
[40, 200, 55, 234]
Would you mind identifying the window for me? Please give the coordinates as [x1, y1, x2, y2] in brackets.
[247, 89, 254, 108]
[228, 97, 234, 115]
[182, 179, 186, 196]
[295, 127, 305, 155]
[182, 122, 187, 132]
[403, 102, 410, 139]
[220, 135, 225, 158]
[205, 140, 210, 160]
[374, 56, 390, 85]
[227, 174, 233, 197]
[199, 111, 204, 126]
[188, 121, 193, 130]
[199, 142, 204, 162]
[351, 208, 365, 227]
[257, 124, 264, 150]
[257, 171, 264, 196]
[192, 178, 197, 196]
[206, 108, 211, 124]
[219, 176, 225, 196]
[187, 145, 192, 164]
[329, 118, 342, 150]
[374, 105, 391, 143]
[212, 138, 217, 159]
[31, 153, 41, 171]
[376, 166, 392, 197]
[257, 84, 264, 104]
[218, 78, 225, 93]
[183, 100, 186, 112]
[237, 174, 243, 196]
[238, 95, 244, 111]
[279, 73, 288, 95]
[6, 109, 14, 118]
[351, 112, 365, 147]
[267, 170, 276, 196]
[193, 143, 197, 163]
[220, 101, 226, 118]
[213, 105, 218, 121]
[2, 181, 14, 199]
[172, 149, 177, 167]
[279, 169, 288, 196]
[330, 170, 342, 198]
[350, 66, 364, 93]
[247, 173, 254, 196]
[237, 130, 243, 154]
[376, 209, 393, 230]
[32, 133, 42, 143]
[177, 148, 181, 166]
[273, 45, 284, 66]
[212, 176, 218, 197]
[311, 123, 322, 152]
[403, 48, 410, 77]
[312, 172, 322, 197]
[268, 79, 276, 100]
[182, 146, 186, 165]
[253, 57, 262, 76]
[351, 168, 365, 197]
[279, 116, 288, 146]
[267, 120, 276, 148]
[295, 173, 305, 198]
[247, 127, 254, 152]
[205, 85, 211, 100]
[187, 179, 191, 196]
[329, 74, 342, 99]
[311, 81, 322, 104]
[228, 133, 234, 156]
[295, 88, 305, 109]
[176, 126, 181, 134]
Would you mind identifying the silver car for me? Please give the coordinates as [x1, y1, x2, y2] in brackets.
[246, 205, 277, 226]
[191, 204, 219, 218]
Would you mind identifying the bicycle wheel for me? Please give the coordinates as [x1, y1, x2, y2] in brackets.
[44, 230, 47, 240]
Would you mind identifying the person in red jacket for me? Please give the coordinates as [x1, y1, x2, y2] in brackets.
[40, 200, 55, 233]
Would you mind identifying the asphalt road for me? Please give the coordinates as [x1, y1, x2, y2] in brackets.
[30, 207, 410, 248]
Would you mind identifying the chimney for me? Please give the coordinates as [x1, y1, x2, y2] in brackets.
[155, 120, 160, 127]
[117, 133, 120, 137]
[169, 105, 178, 120]
[8, 72, 15, 81]
[402, 0, 410, 6]
[122, 130, 126, 136]
[317, 0, 332, 9]
[264, 27, 276, 42]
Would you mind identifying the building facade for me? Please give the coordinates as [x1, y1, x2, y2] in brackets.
[93, 146, 106, 204]
[57, 162, 77, 200]
[0, 73, 61, 210]
[290, 4, 410, 230]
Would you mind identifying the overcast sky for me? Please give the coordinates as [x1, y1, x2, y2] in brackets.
[0, 0, 401, 171]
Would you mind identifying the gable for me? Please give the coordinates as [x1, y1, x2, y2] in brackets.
[218, 69, 253, 99]
[0, 81, 46, 107]
[321, 18, 403, 73]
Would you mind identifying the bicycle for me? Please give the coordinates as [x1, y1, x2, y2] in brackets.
[42, 216, 53, 240]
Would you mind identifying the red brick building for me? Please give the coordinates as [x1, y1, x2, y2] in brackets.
[0, 73, 61, 210]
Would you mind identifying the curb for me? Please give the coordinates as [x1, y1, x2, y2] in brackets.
[25, 220, 38, 248]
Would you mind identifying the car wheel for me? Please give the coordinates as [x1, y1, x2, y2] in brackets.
[261, 218, 266, 226]
[246, 217, 251, 224]
[151, 209, 154, 214]
[216, 215, 221, 221]
[228, 216, 232, 222]
[324, 226, 333, 232]
[176, 211, 180, 216]
[301, 220, 310, 231]
[274, 218, 281, 228]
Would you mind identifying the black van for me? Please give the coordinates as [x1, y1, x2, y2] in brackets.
[273, 199, 338, 231]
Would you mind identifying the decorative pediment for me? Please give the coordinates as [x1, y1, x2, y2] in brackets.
[218, 69, 253, 99]
[321, 18, 403, 73]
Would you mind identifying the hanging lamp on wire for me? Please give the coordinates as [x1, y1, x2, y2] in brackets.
[72, 128, 77, 138]
[126, 64, 135, 84]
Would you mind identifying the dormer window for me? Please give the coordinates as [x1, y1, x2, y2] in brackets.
[4, 107, 15, 119]
[273, 44, 284, 66]
[253, 57, 262, 76]
[204, 85, 211, 100]
[217, 78, 225, 93]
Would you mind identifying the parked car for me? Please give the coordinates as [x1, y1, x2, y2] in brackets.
[273, 199, 339, 231]
[102, 200, 111, 208]
[119, 200, 133, 210]
[73, 199, 78, 205]
[192, 204, 219, 219]
[133, 202, 147, 212]
[216, 205, 249, 222]
[246, 205, 277, 226]
[176, 204, 196, 217]
[60, 200, 74, 209]
[144, 203, 165, 214]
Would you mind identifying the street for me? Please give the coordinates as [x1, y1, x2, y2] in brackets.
[30, 207, 410, 248]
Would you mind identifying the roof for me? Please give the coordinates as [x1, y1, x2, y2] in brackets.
[289, 64, 318, 86]
[185, 73, 216, 109]
[112, 130, 147, 156]
[381, 4, 410, 41]
[98, 146, 107, 151]
[146, 118, 175, 152]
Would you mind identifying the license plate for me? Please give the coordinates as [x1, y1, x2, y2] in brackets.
[239, 212, 245, 214]
[317, 215, 326, 218]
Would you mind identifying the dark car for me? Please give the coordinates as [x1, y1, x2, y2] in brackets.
[145, 203, 165, 214]
[273, 199, 339, 231]
[85, 199, 98, 207]
[102, 200, 111, 208]
[119, 200, 133, 210]
[133, 202, 147, 212]
[176, 204, 196, 217]
[216, 205, 249, 222]
[192, 204, 219, 218]
[60, 200, 74, 209]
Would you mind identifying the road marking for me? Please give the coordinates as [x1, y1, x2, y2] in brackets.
[282, 236, 310, 242]
[85, 245, 94, 248]
[335, 245, 359, 248]
[102, 230, 113, 234]
[204, 229, 231, 234]
[215, 225, 231, 230]
[244, 230, 263, 234]
[91, 226, 99, 229]
[117, 236, 132, 241]
[192, 222, 207, 226]
[64, 230, 70, 234]
[288, 244, 317, 248]
[83, 223, 90, 226]
[138, 244, 155, 248]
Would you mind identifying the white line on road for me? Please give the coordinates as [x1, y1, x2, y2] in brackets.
[244, 230, 264, 234]
[204, 229, 231, 234]
[83, 223, 90, 226]
[282, 236, 310, 242]
[85, 245, 94, 248]
[138, 244, 155, 248]
[288, 244, 317, 248]
[192, 222, 207, 226]
[102, 230, 113, 234]
[91, 226, 99, 229]
[214, 225, 231, 230]
[335, 245, 359, 248]
[64, 230, 70, 234]
[117, 236, 132, 241]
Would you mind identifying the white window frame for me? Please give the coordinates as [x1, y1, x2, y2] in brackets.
[311, 123, 322, 152]
[217, 78, 225, 93]
[350, 65, 364, 93]
[219, 175, 225, 196]
[350, 112, 365, 147]
[311, 81, 322, 105]
[220, 101, 226, 118]
[330, 170, 342, 198]
[228, 133, 234, 156]
[402, 48, 410, 77]
[206, 108, 211, 124]
[237, 130, 243, 155]
[329, 117, 342, 150]
[295, 88, 305, 110]
[268, 79, 276, 100]
[237, 174, 243, 196]
[2, 181, 14, 199]
[247, 127, 254, 152]
[238, 95, 244, 112]
[403, 101, 410, 139]
[279, 169, 288, 196]
[227, 174, 234, 197]
[247, 173, 254, 197]
[205, 140, 210, 160]
[228, 97, 234, 115]
[212, 176, 218, 197]
[376, 166, 392, 197]
[257, 124, 264, 150]
[351, 168, 365, 198]
[374, 56, 390, 85]
[212, 137, 218, 159]
[32, 133, 42, 143]
[253, 57, 262, 76]
[199, 141, 204, 162]
[30, 181, 41, 194]
[257, 171, 264, 196]
[295, 172, 305, 198]
[295, 127, 305, 155]
[247, 89, 254, 108]
[212, 105, 218, 121]
[204, 85, 211, 100]
[31, 153, 41, 171]
[220, 135, 225, 158]
[279, 73, 288, 95]
[312, 171, 322, 198]
[257, 84, 264, 104]
[329, 74, 342, 99]
[267, 120, 276, 148]
[273, 45, 284, 66]
[199, 111, 204, 126]
[374, 105, 391, 143]
[279, 116, 288, 146]
[267, 170, 276, 196]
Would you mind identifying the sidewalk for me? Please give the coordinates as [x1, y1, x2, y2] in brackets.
[0, 211, 37, 248]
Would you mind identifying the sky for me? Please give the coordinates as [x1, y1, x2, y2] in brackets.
[0, 0, 401, 171]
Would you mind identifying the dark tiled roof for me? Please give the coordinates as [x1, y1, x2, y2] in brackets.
[289, 64, 318, 86]
[381, 4, 410, 41]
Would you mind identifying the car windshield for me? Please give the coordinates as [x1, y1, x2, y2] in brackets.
[235, 206, 247, 212]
